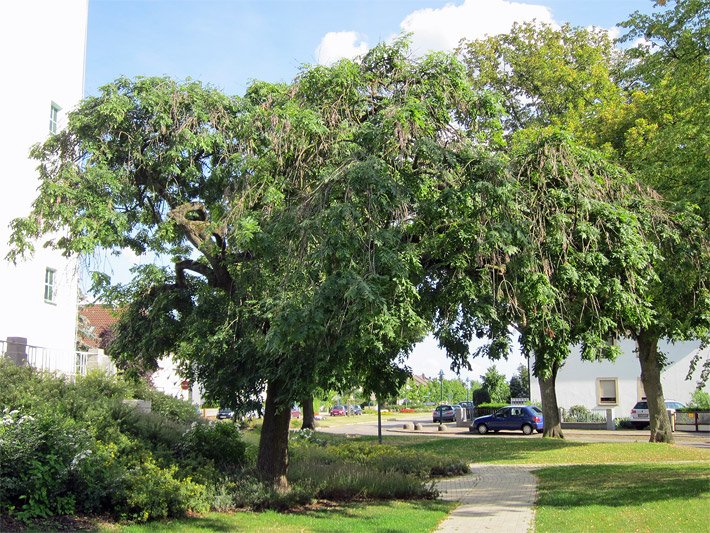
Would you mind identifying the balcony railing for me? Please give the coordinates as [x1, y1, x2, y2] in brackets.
[0, 339, 115, 379]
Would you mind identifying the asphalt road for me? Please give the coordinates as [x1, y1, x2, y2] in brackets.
[316, 413, 710, 447]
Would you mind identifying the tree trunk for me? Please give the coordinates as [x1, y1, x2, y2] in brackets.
[537, 359, 564, 438]
[301, 395, 316, 430]
[637, 332, 674, 443]
[256, 380, 291, 491]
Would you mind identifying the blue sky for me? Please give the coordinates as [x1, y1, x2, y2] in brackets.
[84, 0, 655, 381]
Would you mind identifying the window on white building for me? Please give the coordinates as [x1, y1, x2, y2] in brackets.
[44, 267, 56, 303]
[49, 102, 61, 134]
[596, 378, 618, 405]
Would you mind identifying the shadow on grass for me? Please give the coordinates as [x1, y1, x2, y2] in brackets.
[365, 434, 585, 464]
[536, 463, 710, 508]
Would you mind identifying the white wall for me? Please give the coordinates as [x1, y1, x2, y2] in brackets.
[0, 0, 88, 372]
[531, 339, 710, 417]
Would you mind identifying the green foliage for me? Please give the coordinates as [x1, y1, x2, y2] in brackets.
[509, 363, 530, 398]
[564, 405, 605, 423]
[178, 421, 247, 473]
[688, 390, 710, 410]
[616, 0, 710, 219]
[0, 408, 87, 520]
[0, 364, 242, 522]
[459, 21, 623, 141]
[480, 366, 510, 403]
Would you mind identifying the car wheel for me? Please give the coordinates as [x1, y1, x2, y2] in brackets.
[477, 424, 488, 435]
[522, 424, 533, 435]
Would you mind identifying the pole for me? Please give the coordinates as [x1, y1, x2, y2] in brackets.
[377, 396, 382, 444]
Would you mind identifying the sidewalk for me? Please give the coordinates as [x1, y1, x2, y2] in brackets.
[436, 464, 537, 532]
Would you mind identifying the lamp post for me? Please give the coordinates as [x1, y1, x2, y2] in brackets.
[438, 369, 444, 427]
[466, 377, 470, 403]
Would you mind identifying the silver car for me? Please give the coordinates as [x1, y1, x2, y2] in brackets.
[630, 400, 686, 429]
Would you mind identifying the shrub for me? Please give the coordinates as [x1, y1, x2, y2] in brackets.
[564, 405, 605, 423]
[288, 461, 436, 500]
[688, 390, 710, 410]
[178, 421, 247, 473]
[229, 474, 313, 511]
[0, 408, 90, 520]
[116, 458, 208, 522]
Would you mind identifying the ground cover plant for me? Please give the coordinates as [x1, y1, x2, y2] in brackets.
[535, 463, 710, 532]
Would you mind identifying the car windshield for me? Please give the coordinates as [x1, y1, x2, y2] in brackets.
[531, 406, 543, 414]
[633, 402, 649, 409]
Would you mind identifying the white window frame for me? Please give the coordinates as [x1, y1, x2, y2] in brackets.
[49, 102, 61, 134]
[596, 378, 618, 406]
[44, 267, 57, 304]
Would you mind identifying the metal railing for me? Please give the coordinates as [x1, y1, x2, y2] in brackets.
[0, 339, 115, 380]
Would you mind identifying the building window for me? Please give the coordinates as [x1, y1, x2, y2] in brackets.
[637, 378, 646, 401]
[44, 268, 56, 303]
[597, 378, 618, 405]
[49, 102, 61, 134]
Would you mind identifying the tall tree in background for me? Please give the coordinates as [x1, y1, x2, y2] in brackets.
[616, 0, 709, 220]
[481, 366, 510, 403]
[459, 22, 623, 141]
[509, 363, 530, 399]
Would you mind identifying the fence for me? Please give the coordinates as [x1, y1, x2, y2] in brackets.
[1, 339, 115, 380]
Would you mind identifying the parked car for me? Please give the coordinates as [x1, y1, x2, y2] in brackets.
[433, 404, 456, 423]
[630, 400, 686, 429]
[216, 408, 234, 420]
[330, 405, 347, 416]
[291, 406, 301, 418]
[349, 405, 363, 415]
[470, 405, 543, 435]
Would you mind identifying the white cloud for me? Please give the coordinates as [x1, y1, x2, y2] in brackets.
[315, 31, 369, 65]
[314, 1, 554, 65]
[400, 0, 554, 54]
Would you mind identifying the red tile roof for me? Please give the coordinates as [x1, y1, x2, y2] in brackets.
[78, 305, 119, 348]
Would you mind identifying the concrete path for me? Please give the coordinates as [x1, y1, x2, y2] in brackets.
[435, 464, 537, 532]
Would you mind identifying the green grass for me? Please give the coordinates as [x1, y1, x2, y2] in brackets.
[367, 435, 710, 464]
[99, 500, 455, 533]
[535, 463, 710, 532]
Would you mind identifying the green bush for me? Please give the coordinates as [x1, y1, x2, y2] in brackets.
[115, 457, 208, 522]
[565, 405, 605, 423]
[0, 408, 89, 520]
[178, 421, 247, 473]
[0, 363, 220, 522]
[688, 390, 710, 410]
[229, 474, 313, 511]
[288, 460, 436, 500]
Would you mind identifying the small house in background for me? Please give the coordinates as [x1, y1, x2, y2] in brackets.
[531, 339, 709, 417]
[79, 304, 201, 404]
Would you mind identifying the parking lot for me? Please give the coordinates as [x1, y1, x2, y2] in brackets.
[316, 412, 710, 448]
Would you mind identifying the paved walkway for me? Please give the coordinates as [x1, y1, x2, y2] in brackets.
[435, 464, 537, 532]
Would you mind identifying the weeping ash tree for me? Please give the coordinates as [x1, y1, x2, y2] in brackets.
[9, 40, 497, 487]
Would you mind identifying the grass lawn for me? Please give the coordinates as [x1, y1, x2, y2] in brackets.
[535, 463, 710, 532]
[371, 435, 710, 465]
[99, 500, 454, 533]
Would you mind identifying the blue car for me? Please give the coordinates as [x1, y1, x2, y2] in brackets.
[470, 405, 543, 435]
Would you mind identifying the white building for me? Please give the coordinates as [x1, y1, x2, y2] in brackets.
[0, 1, 89, 374]
[531, 339, 710, 417]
